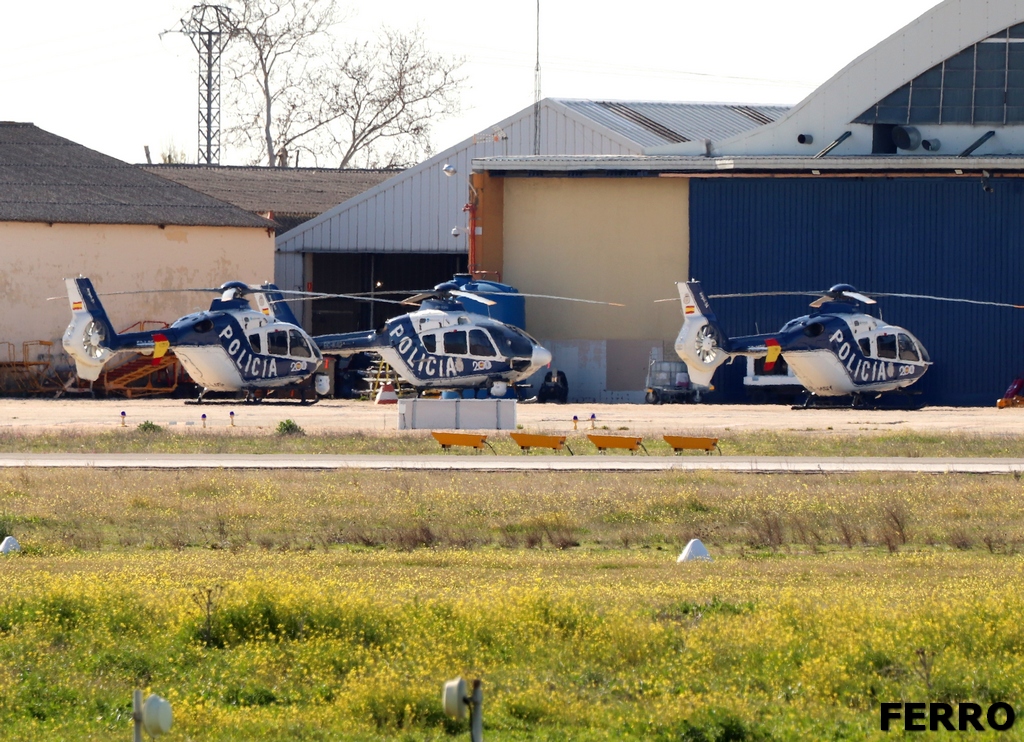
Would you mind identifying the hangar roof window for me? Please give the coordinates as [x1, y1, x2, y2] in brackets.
[854, 23, 1024, 126]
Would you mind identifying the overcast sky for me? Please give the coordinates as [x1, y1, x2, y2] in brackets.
[1, 0, 942, 166]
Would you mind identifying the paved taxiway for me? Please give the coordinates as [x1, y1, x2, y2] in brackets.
[0, 453, 1021, 474]
[2, 398, 1024, 435]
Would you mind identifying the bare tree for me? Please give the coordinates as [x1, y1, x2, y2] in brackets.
[323, 28, 463, 168]
[222, 0, 463, 168]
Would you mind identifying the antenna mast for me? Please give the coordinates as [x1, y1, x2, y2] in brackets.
[533, 0, 541, 156]
[181, 5, 234, 165]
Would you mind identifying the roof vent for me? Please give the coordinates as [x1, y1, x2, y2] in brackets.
[892, 126, 921, 151]
[730, 106, 777, 126]
[596, 102, 689, 143]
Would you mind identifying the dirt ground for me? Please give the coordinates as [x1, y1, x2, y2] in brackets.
[0, 397, 1021, 435]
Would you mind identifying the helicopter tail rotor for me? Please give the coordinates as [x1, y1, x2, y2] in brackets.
[674, 281, 731, 387]
[62, 277, 117, 381]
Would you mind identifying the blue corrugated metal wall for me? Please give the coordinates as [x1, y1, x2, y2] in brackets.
[689, 177, 1024, 406]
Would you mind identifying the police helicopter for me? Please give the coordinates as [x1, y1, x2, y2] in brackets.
[62, 275, 616, 401]
[312, 276, 622, 397]
[671, 280, 1024, 406]
[63, 276, 338, 401]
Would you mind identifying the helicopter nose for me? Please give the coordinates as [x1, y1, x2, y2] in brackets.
[532, 345, 552, 369]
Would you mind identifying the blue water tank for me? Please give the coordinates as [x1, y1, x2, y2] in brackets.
[450, 274, 526, 329]
[441, 390, 460, 400]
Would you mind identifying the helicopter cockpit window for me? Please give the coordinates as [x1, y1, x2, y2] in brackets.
[249, 334, 263, 354]
[898, 333, 920, 362]
[423, 335, 436, 353]
[858, 338, 872, 357]
[444, 330, 468, 355]
[289, 330, 312, 358]
[488, 325, 533, 357]
[469, 329, 496, 357]
[267, 330, 289, 356]
[877, 334, 897, 359]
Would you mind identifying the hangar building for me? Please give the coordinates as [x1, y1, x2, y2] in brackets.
[274, 98, 787, 342]
[471, 0, 1024, 405]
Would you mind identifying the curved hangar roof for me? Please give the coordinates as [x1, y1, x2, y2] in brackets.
[648, 0, 1024, 158]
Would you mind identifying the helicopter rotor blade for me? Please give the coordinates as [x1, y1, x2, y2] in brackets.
[707, 291, 821, 300]
[840, 290, 876, 305]
[652, 284, 1024, 311]
[475, 291, 624, 306]
[87, 287, 226, 297]
[868, 292, 1024, 309]
[268, 292, 408, 306]
[450, 290, 497, 306]
[404, 292, 436, 305]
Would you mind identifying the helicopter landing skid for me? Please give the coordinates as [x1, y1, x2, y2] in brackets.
[793, 390, 923, 411]
[184, 387, 321, 405]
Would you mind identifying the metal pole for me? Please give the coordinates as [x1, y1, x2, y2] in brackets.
[369, 257, 375, 329]
[132, 689, 142, 742]
[533, 0, 541, 156]
[470, 679, 483, 742]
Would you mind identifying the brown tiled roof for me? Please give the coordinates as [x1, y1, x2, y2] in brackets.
[0, 123, 273, 228]
[142, 164, 398, 217]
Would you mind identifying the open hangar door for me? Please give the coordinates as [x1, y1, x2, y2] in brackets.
[309, 253, 467, 335]
[689, 176, 1024, 406]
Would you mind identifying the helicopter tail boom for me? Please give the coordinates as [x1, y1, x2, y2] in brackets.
[62, 277, 119, 381]
[314, 329, 387, 356]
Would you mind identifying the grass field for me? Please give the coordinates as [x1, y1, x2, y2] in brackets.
[3, 425, 1024, 458]
[3, 469, 1024, 739]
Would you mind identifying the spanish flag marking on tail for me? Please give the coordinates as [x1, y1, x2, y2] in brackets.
[684, 305, 696, 315]
[72, 301, 83, 311]
[152, 334, 170, 366]
[763, 338, 782, 372]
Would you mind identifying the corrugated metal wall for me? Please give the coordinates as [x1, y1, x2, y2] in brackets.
[276, 101, 640, 255]
[689, 176, 1024, 405]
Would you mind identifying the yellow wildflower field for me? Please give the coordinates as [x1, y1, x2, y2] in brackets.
[1, 469, 1023, 739]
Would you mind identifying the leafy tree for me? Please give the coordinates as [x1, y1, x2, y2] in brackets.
[222, 0, 464, 167]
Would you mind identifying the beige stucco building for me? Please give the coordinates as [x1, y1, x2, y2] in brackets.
[0, 123, 274, 363]
[496, 176, 689, 397]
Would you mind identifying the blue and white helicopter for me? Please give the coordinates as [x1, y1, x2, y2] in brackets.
[674, 280, 1024, 406]
[62, 276, 610, 400]
[63, 277, 329, 400]
[314, 279, 554, 398]
[673, 280, 935, 406]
